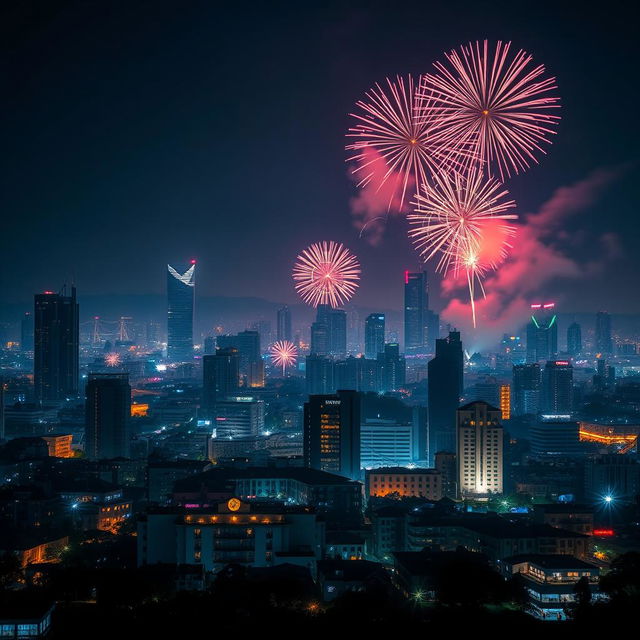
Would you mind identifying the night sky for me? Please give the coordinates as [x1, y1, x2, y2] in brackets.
[1, 0, 638, 320]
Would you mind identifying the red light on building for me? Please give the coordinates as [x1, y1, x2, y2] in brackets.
[190, 259, 197, 264]
[543, 303, 555, 309]
[593, 529, 614, 537]
[530, 303, 542, 309]
[404, 270, 409, 285]
[555, 361, 570, 366]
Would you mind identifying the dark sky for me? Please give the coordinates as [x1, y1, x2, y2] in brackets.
[1, 0, 638, 316]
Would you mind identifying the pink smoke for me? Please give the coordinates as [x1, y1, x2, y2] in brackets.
[348, 146, 414, 245]
[440, 167, 624, 348]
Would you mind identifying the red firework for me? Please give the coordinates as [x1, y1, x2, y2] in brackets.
[292, 241, 360, 308]
[408, 168, 518, 327]
[346, 75, 463, 212]
[269, 340, 298, 376]
[419, 40, 560, 180]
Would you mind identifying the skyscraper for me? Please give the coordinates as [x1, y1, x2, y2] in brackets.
[305, 354, 334, 395]
[378, 343, 406, 392]
[202, 348, 240, 416]
[595, 311, 613, 355]
[526, 302, 558, 363]
[404, 271, 429, 353]
[167, 261, 195, 362]
[512, 363, 541, 416]
[216, 331, 260, 378]
[276, 306, 292, 342]
[567, 322, 582, 357]
[304, 390, 361, 480]
[310, 322, 329, 356]
[328, 310, 347, 358]
[457, 401, 503, 496]
[541, 360, 574, 415]
[364, 314, 385, 359]
[85, 372, 131, 459]
[34, 287, 79, 404]
[427, 331, 463, 461]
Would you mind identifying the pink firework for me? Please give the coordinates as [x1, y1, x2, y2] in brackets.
[346, 75, 463, 212]
[269, 340, 298, 376]
[105, 352, 121, 367]
[408, 168, 517, 327]
[293, 241, 361, 308]
[419, 40, 560, 181]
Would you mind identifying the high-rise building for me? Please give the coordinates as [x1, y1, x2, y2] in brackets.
[469, 375, 500, 407]
[457, 401, 503, 496]
[202, 348, 240, 415]
[305, 354, 334, 395]
[146, 321, 161, 350]
[85, 372, 131, 460]
[542, 360, 574, 415]
[567, 322, 582, 357]
[34, 287, 79, 404]
[216, 331, 260, 377]
[530, 416, 580, 457]
[435, 451, 457, 498]
[203, 336, 216, 355]
[328, 310, 347, 358]
[310, 321, 329, 356]
[404, 271, 429, 353]
[304, 390, 361, 480]
[595, 311, 613, 355]
[526, 303, 557, 363]
[364, 314, 385, 360]
[500, 384, 511, 421]
[378, 343, 406, 392]
[21, 312, 34, 352]
[167, 261, 195, 362]
[426, 310, 440, 352]
[512, 363, 541, 416]
[427, 331, 463, 461]
[276, 306, 292, 342]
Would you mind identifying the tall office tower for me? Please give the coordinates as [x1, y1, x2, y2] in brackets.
[364, 314, 385, 359]
[34, 287, 79, 404]
[595, 311, 613, 355]
[203, 336, 216, 355]
[378, 343, 406, 392]
[310, 321, 329, 356]
[470, 375, 500, 407]
[427, 331, 463, 461]
[216, 330, 260, 377]
[567, 322, 582, 357]
[251, 319, 272, 345]
[404, 271, 429, 353]
[213, 396, 265, 438]
[457, 401, 503, 496]
[276, 306, 292, 341]
[21, 312, 34, 352]
[167, 261, 195, 362]
[202, 348, 240, 416]
[85, 372, 131, 460]
[526, 302, 558, 363]
[541, 360, 574, 414]
[328, 309, 347, 357]
[512, 363, 541, 416]
[305, 354, 335, 395]
[304, 389, 361, 480]
[334, 357, 359, 391]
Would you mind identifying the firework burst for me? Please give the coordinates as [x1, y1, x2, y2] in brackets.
[269, 340, 298, 376]
[346, 75, 466, 213]
[408, 169, 518, 327]
[293, 241, 361, 308]
[419, 40, 560, 181]
[105, 352, 121, 367]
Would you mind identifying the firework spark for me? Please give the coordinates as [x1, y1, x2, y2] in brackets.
[293, 241, 361, 308]
[408, 169, 518, 327]
[346, 75, 465, 213]
[419, 40, 560, 181]
[105, 352, 121, 367]
[269, 340, 298, 376]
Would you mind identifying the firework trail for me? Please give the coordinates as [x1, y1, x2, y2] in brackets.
[293, 241, 361, 308]
[408, 168, 518, 327]
[346, 75, 465, 213]
[105, 352, 121, 367]
[269, 340, 298, 376]
[419, 40, 560, 181]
